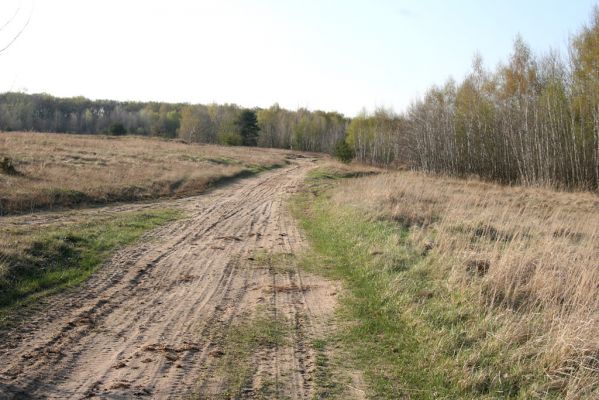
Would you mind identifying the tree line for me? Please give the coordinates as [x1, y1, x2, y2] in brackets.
[3, 7, 599, 190]
[404, 28, 599, 190]
[0, 93, 347, 153]
[346, 8, 599, 190]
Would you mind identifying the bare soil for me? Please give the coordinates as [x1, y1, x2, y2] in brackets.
[0, 160, 344, 399]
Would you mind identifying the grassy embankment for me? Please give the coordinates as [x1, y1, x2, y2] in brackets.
[292, 163, 598, 399]
[0, 209, 182, 327]
[0, 132, 292, 215]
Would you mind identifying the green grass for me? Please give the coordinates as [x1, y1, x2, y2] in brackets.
[311, 337, 346, 399]
[0, 208, 182, 325]
[306, 166, 372, 181]
[291, 170, 551, 399]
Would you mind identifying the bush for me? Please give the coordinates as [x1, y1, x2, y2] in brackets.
[334, 139, 354, 163]
[218, 132, 243, 146]
[109, 123, 127, 136]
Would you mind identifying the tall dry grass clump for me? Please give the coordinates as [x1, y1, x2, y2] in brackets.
[333, 170, 599, 397]
[0, 132, 293, 214]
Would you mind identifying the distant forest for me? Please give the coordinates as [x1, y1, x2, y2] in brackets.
[3, 8, 599, 190]
[0, 93, 347, 154]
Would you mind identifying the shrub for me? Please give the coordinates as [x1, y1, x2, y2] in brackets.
[218, 132, 243, 146]
[109, 123, 127, 136]
[334, 139, 354, 163]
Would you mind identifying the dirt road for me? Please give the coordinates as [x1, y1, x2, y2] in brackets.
[0, 160, 341, 399]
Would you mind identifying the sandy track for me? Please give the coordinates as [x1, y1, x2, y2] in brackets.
[0, 160, 340, 399]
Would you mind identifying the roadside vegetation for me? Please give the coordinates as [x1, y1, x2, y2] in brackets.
[293, 165, 598, 399]
[0, 208, 182, 327]
[0, 132, 291, 214]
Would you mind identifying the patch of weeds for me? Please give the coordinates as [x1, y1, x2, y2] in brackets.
[203, 310, 290, 399]
[312, 338, 345, 398]
[49, 188, 90, 206]
[247, 249, 297, 273]
[307, 169, 346, 181]
[307, 167, 376, 182]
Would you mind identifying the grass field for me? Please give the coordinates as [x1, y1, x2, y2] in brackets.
[293, 164, 599, 399]
[0, 132, 292, 214]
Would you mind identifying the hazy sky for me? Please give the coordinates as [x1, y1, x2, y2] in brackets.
[0, 0, 597, 116]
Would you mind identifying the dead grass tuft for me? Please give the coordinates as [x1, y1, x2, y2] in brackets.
[466, 259, 491, 277]
[0, 156, 19, 176]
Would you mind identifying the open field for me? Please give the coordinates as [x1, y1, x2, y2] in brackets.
[0, 132, 294, 215]
[293, 164, 599, 398]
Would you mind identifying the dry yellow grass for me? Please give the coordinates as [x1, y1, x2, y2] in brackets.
[0, 132, 293, 214]
[332, 169, 599, 398]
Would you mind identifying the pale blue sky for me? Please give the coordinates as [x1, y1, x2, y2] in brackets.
[0, 0, 597, 116]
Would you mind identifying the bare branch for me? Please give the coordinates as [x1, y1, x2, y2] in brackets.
[0, 0, 33, 55]
[0, 1, 22, 32]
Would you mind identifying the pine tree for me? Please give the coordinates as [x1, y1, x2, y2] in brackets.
[237, 109, 260, 146]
